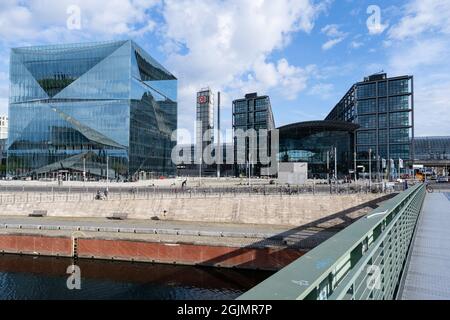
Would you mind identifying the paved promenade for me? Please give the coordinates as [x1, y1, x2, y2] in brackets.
[0, 215, 337, 250]
[400, 192, 450, 300]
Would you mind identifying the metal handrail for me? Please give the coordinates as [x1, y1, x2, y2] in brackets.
[238, 183, 426, 300]
[328, 185, 421, 299]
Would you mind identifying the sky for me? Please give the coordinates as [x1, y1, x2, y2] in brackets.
[0, 0, 449, 143]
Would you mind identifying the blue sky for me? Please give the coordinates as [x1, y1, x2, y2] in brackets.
[1, 0, 449, 143]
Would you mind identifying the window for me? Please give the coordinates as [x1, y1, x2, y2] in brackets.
[357, 130, 376, 145]
[390, 128, 410, 143]
[357, 145, 376, 160]
[389, 112, 410, 127]
[358, 115, 377, 129]
[378, 114, 387, 128]
[388, 79, 410, 95]
[389, 95, 410, 111]
[357, 83, 376, 99]
[378, 144, 388, 158]
[255, 111, 267, 123]
[390, 144, 410, 159]
[255, 98, 269, 111]
[358, 99, 376, 114]
[234, 113, 247, 126]
[379, 129, 387, 144]
[378, 81, 387, 96]
[234, 101, 247, 113]
[379, 98, 387, 112]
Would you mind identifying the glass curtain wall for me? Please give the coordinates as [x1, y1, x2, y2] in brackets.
[8, 40, 177, 179]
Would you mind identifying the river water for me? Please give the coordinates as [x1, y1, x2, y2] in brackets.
[0, 254, 272, 300]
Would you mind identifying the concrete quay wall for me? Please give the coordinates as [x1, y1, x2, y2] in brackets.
[0, 232, 303, 270]
[0, 193, 382, 226]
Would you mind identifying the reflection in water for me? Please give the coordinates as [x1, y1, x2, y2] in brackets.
[0, 254, 273, 300]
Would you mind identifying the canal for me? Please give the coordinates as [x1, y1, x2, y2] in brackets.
[0, 254, 273, 300]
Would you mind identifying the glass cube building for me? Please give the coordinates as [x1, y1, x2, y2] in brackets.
[7, 40, 177, 179]
[326, 73, 414, 175]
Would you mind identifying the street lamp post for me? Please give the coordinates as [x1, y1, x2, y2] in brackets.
[199, 154, 202, 186]
[334, 147, 338, 181]
[83, 156, 86, 187]
[248, 153, 251, 187]
[106, 155, 109, 192]
[369, 148, 372, 189]
[326, 151, 330, 183]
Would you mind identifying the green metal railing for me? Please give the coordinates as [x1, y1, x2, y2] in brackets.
[238, 183, 426, 300]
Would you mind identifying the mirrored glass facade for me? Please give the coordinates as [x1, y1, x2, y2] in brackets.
[326, 73, 414, 172]
[278, 121, 358, 178]
[232, 93, 275, 176]
[8, 40, 177, 179]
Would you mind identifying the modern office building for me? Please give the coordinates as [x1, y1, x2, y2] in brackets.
[7, 40, 177, 179]
[326, 73, 414, 177]
[278, 121, 358, 178]
[0, 116, 8, 140]
[232, 93, 275, 176]
[196, 88, 214, 166]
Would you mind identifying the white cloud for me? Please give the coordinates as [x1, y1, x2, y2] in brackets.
[276, 59, 314, 100]
[0, 72, 8, 115]
[413, 79, 450, 136]
[322, 37, 344, 50]
[388, 0, 450, 40]
[321, 24, 347, 50]
[161, 0, 329, 133]
[308, 83, 334, 100]
[321, 24, 345, 38]
[350, 41, 363, 49]
[386, 0, 450, 136]
[0, 0, 161, 43]
[389, 38, 448, 73]
[0, 99, 7, 116]
[0, 0, 330, 136]
[0, 0, 163, 119]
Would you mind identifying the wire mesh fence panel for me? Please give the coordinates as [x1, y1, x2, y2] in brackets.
[0, 181, 408, 204]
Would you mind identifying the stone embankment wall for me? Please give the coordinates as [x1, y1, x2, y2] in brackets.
[0, 193, 383, 226]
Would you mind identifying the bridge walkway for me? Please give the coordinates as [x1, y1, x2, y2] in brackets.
[399, 192, 450, 300]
